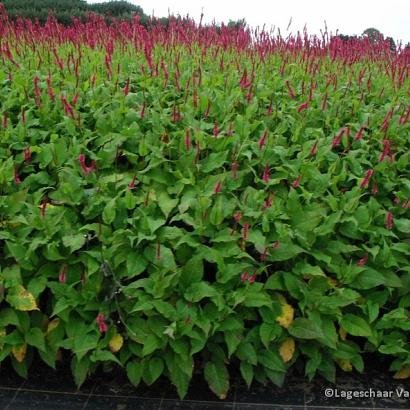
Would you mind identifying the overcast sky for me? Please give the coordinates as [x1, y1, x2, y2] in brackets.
[87, 0, 410, 43]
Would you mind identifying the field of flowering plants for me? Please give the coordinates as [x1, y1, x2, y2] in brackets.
[0, 5, 409, 399]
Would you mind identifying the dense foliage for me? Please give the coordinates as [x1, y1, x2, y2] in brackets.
[0, 7, 409, 399]
[1, 0, 144, 25]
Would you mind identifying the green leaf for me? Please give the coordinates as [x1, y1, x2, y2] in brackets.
[142, 334, 161, 356]
[62, 234, 86, 252]
[395, 218, 410, 233]
[350, 268, 386, 289]
[340, 314, 372, 337]
[102, 198, 116, 224]
[240, 361, 253, 388]
[157, 191, 178, 218]
[268, 242, 304, 261]
[147, 358, 164, 384]
[258, 350, 286, 372]
[25, 328, 46, 352]
[71, 356, 90, 387]
[126, 361, 143, 386]
[204, 361, 230, 400]
[288, 318, 324, 339]
[184, 282, 217, 302]
[90, 350, 122, 366]
[126, 252, 147, 277]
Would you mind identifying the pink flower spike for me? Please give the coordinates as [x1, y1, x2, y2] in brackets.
[309, 141, 318, 156]
[262, 165, 270, 183]
[234, 211, 242, 222]
[386, 212, 394, 230]
[402, 198, 409, 209]
[297, 101, 309, 113]
[240, 271, 248, 282]
[231, 162, 239, 180]
[96, 313, 108, 333]
[2, 112, 7, 128]
[14, 168, 21, 185]
[59, 265, 68, 283]
[128, 175, 137, 189]
[285, 80, 295, 99]
[213, 121, 219, 137]
[248, 272, 256, 283]
[258, 130, 268, 150]
[242, 223, 250, 241]
[260, 248, 268, 261]
[360, 169, 374, 189]
[24, 147, 31, 162]
[357, 253, 368, 266]
[214, 181, 222, 194]
[371, 183, 378, 195]
[184, 129, 191, 150]
[292, 175, 302, 188]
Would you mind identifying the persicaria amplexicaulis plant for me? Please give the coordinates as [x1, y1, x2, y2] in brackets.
[1, 9, 409, 401]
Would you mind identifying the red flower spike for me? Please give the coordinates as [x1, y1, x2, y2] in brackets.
[2, 112, 7, 128]
[258, 130, 268, 150]
[214, 181, 222, 194]
[59, 264, 68, 283]
[240, 271, 248, 282]
[402, 198, 409, 209]
[386, 212, 394, 230]
[354, 126, 365, 141]
[297, 101, 309, 113]
[260, 248, 268, 261]
[321, 93, 328, 111]
[309, 141, 318, 156]
[262, 165, 270, 183]
[357, 253, 368, 266]
[128, 175, 137, 189]
[371, 183, 378, 195]
[292, 175, 302, 188]
[332, 128, 345, 148]
[184, 129, 191, 150]
[14, 168, 21, 185]
[24, 147, 32, 162]
[123, 78, 130, 96]
[213, 122, 219, 137]
[96, 313, 108, 333]
[234, 211, 242, 222]
[360, 169, 374, 189]
[231, 162, 239, 180]
[242, 223, 250, 241]
[248, 272, 256, 283]
[379, 139, 391, 162]
[285, 80, 296, 99]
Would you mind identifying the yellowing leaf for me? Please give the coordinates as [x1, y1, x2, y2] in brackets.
[46, 318, 60, 335]
[276, 303, 294, 329]
[12, 343, 27, 363]
[339, 327, 347, 341]
[393, 367, 410, 380]
[336, 359, 352, 372]
[109, 333, 124, 353]
[279, 337, 295, 363]
[7, 286, 38, 311]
